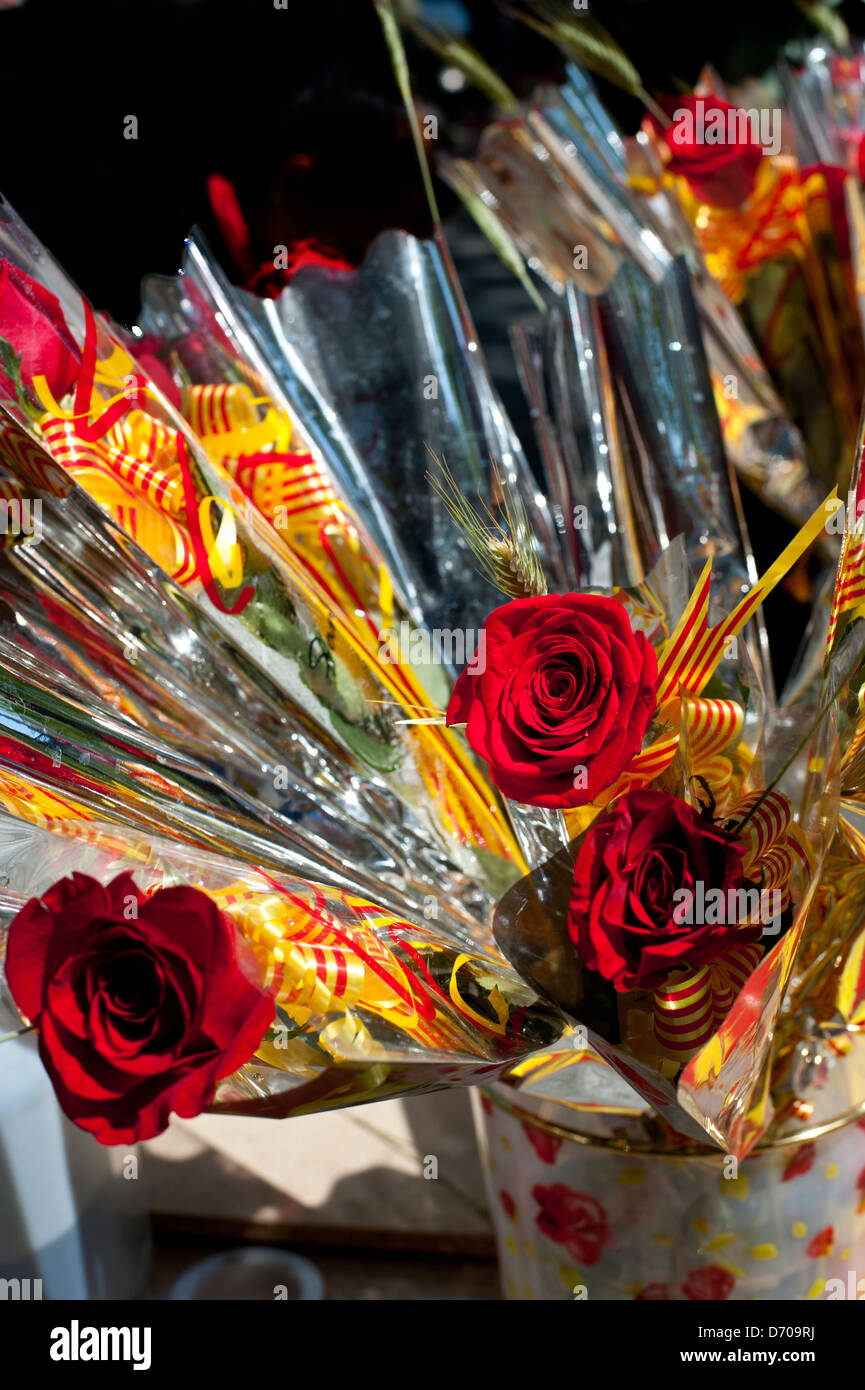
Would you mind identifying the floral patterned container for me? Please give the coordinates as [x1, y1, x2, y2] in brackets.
[473, 1082, 865, 1301]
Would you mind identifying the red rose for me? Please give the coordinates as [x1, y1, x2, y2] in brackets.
[247, 238, 355, 299]
[5, 871, 273, 1145]
[447, 593, 657, 808]
[635, 1283, 669, 1299]
[568, 789, 752, 993]
[653, 95, 764, 209]
[532, 1184, 609, 1265]
[682, 1266, 735, 1300]
[0, 259, 80, 402]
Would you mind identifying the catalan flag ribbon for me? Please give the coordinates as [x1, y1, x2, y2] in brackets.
[650, 786, 799, 1060]
[674, 158, 816, 305]
[653, 944, 764, 1059]
[827, 485, 865, 649]
[209, 879, 517, 1062]
[566, 494, 835, 840]
[655, 492, 834, 707]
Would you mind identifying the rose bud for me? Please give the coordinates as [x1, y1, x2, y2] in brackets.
[651, 95, 764, 209]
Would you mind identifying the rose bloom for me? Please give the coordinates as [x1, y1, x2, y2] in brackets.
[5, 871, 274, 1144]
[654, 95, 764, 209]
[568, 788, 754, 993]
[0, 259, 80, 401]
[247, 237, 355, 298]
[446, 593, 657, 808]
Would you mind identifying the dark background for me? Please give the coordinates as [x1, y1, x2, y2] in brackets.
[1, 0, 859, 320]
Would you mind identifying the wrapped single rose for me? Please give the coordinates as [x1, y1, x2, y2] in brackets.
[567, 788, 756, 993]
[0, 258, 80, 402]
[4, 870, 274, 1144]
[446, 593, 657, 809]
[652, 95, 764, 210]
[642, 88, 861, 488]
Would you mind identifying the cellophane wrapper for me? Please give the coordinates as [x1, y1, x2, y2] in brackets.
[441, 60, 826, 538]
[490, 490, 862, 1157]
[0, 196, 531, 920]
[0, 814, 565, 1117]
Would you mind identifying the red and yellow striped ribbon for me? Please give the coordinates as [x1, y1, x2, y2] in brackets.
[566, 496, 833, 839]
[657, 495, 835, 705]
[42, 411, 184, 516]
[0, 416, 72, 498]
[211, 880, 507, 1059]
[674, 157, 811, 306]
[651, 788, 798, 1060]
[224, 449, 343, 529]
[185, 379, 525, 870]
[564, 695, 746, 838]
[829, 530, 865, 644]
[186, 383, 258, 439]
[653, 943, 763, 1057]
[104, 411, 184, 515]
[187, 383, 292, 458]
[728, 788, 817, 911]
[827, 466, 865, 648]
[26, 300, 524, 872]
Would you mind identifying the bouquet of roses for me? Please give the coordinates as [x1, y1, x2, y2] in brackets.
[0, 191, 573, 1146]
[0, 148, 858, 1161]
[436, 468, 845, 1154]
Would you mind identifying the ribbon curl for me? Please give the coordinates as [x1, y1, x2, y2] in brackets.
[650, 790, 799, 1061]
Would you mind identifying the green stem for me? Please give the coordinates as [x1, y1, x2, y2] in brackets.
[374, 0, 441, 227]
[0, 1024, 34, 1045]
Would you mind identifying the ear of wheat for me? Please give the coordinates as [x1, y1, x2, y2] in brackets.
[426, 451, 547, 601]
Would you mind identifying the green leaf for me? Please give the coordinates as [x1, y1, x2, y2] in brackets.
[330, 707, 404, 773]
[0, 334, 53, 422]
[374, 0, 441, 225]
[0, 337, 24, 400]
[699, 671, 729, 701]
